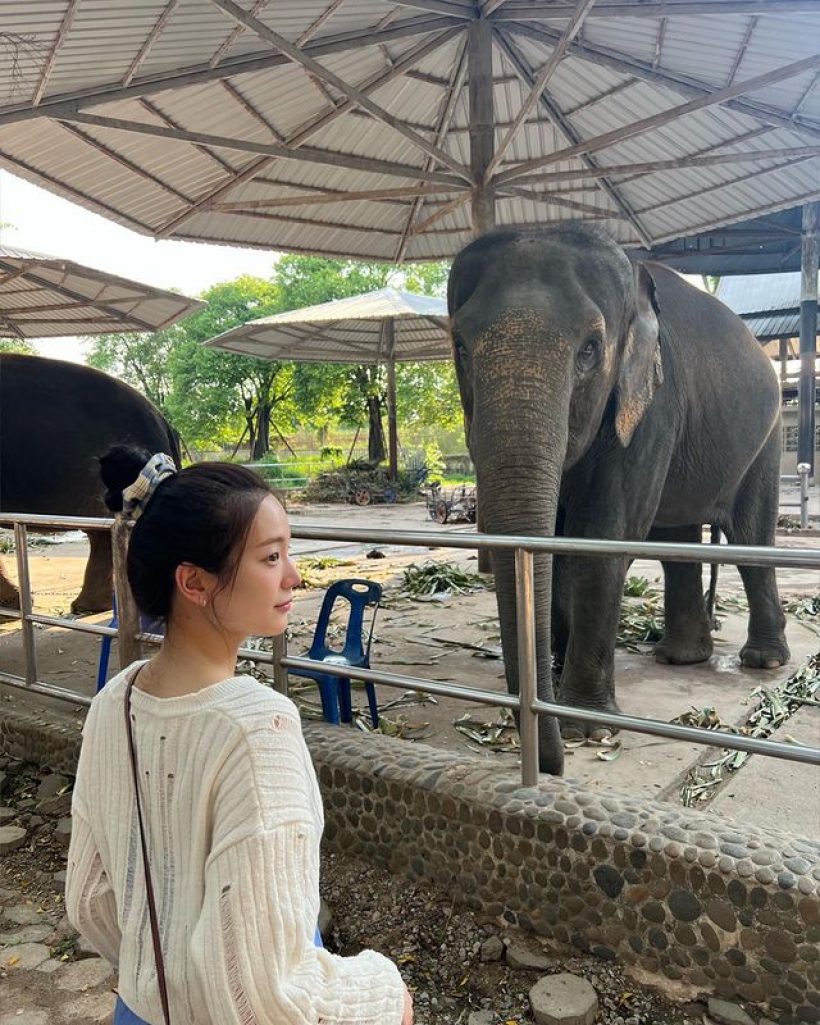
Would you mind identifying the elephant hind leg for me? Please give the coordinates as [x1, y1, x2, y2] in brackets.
[725, 432, 789, 669]
[0, 559, 21, 610]
[71, 530, 114, 614]
[652, 525, 714, 665]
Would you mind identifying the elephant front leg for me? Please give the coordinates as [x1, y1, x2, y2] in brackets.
[652, 525, 714, 665]
[71, 530, 114, 614]
[558, 554, 628, 739]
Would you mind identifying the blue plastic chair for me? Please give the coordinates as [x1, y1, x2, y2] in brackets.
[96, 593, 164, 691]
[289, 578, 382, 727]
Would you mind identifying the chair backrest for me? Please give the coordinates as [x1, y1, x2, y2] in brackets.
[308, 578, 382, 664]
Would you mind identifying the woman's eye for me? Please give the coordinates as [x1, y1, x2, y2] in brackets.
[267, 552, 280, 563]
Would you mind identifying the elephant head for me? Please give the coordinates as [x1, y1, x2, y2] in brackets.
[448, 224, 662, 775]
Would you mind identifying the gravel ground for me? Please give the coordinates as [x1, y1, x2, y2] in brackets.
[0, 756, 733, 1025]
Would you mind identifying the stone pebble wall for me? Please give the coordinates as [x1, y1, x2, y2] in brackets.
[303, 724, 820, 1025]
[2, 708, 818, 1023]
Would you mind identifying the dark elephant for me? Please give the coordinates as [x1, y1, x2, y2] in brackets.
[448, 223, 789, 776]
[0, 354, 180, 613]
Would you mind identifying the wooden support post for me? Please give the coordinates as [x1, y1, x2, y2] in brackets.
[271, 633, 288, 696]
[468, 18, 496, 235]
[468, 17, 495, 573]
[112, 516, 143, 668]
[798, 202, 818, 473]
[386, 318, 399, 481]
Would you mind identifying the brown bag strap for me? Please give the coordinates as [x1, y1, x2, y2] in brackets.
[125, 672, 172, 1025]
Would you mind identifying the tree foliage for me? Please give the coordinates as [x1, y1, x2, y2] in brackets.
[80, 256, 460, 462]
[0, 337, 37, 355]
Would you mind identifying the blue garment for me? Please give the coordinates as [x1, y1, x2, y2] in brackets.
[113, 927, 324, 1023]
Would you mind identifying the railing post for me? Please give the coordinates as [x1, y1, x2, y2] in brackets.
[515, 547, 539, 787]
[13, 523, 37, 687]
[112, 516, 143, 668]
[271, 632, 288, 696]
[797, 462, 811, 529]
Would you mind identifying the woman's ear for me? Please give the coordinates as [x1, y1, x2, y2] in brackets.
[615, 262, 663, 447]
[174, 563, 214, 608]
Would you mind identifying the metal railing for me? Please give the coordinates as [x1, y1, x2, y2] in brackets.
[1, 511, 819, 786]
[780, 463, 814, 528]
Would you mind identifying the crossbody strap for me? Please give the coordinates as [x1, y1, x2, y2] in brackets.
[125, 673, 172, 1025]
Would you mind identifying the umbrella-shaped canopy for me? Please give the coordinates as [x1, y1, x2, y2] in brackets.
[206, 286, 449, 476]
[0, 2, 817, 261]
[717, 269, 820, 341]
[205, 286, 448, 362]
[0, 243, 203, 338]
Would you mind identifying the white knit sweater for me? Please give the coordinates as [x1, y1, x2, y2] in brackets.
[66, 661, 405, 1025]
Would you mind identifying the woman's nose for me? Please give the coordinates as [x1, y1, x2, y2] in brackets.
[285, 556, 301, 590]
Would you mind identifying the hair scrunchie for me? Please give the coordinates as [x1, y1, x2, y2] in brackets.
[122, 452, 177, 521]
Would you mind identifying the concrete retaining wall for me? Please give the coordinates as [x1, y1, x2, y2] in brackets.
[2, 708, 818, 1023]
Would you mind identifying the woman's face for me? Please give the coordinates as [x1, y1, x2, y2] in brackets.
[212, 494, 300, 639]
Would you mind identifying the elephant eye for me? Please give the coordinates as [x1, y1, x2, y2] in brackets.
[576, 336, 601, 371]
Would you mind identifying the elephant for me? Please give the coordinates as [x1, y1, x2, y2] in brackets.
[448, 223, 789, 776]
[0, 353, 180, 614]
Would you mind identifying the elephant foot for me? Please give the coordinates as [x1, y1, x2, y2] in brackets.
[0, 585, 21, 611]
[558, 693, 622, 742]
[739, 638, 790, 669]
[654, 633, 713, 665]
[71, 589, 114, 615]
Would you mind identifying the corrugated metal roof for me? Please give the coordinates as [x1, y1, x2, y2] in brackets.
[716, 269, 819, 339]
[0, 243, 203, 337]
[206, 286, 449, 363]
[0, 1, 818, 261]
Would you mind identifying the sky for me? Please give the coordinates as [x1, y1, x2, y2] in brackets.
[0, 170, 280, 362]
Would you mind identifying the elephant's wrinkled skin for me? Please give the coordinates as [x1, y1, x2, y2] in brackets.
[448, 224, 789, 776]
[0, 354, 180, 613]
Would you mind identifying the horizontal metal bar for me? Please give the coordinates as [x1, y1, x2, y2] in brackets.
[529, 699, 820, 765]
[26, 614, 117, 637]
[283, 655, 520, 710]
[0, 670, 92, 707]
[284, 656, 820, 766]
[0, 606, 23, 620]
[287, 525, 819, 569]
[2, 513, 114, 529]
[4, 513, 817, 569]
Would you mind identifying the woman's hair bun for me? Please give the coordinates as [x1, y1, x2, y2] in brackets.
[99, 445, 153, 512]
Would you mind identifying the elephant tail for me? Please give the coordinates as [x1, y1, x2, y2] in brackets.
[706, 524, 721, 629]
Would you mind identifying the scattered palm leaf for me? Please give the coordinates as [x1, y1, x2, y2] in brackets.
[400, 561, 488, 598]
[676, 652, 819, 807]
[617, 595, 665, 651]
[454, 707, 519, 752]
[623, 576, 657, 597]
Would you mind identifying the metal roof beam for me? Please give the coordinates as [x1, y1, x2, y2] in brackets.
[492, 1, 820, 17]
[396, 36, 469, 260]
[510, 145, 820, 186]
[510, 22, 820, 140]
[494, 30, 652, 245]
[208, 0, 470, 179]
[499, 183, 625, 218]
[152, 24, 463, 236]
[388, 0, 473, 16]
[121, 0, 181, 87]
[212, 184, 461, 211]
[0, 15, 454, 128]
[487, 0, 597, 177]
[61, 112, 467, 186]
[496, 51, 820, 183]
[32, 0, 79, 106]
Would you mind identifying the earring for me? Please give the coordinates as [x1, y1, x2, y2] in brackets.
[200, 597, 207, 607]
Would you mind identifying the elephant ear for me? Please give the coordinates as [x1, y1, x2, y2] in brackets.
[615, 263, 663, 447]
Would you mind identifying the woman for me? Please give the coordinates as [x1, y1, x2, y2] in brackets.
[66, 447, 412, 1025]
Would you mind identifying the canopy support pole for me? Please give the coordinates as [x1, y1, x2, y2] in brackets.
[798, 202, 818, 475]
[386, 317, 399, 481]
[468, 16, 495, 571]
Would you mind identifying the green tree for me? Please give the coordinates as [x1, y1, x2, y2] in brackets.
[166, 277, 291, 459]
[87, 327, 182, 415]
[0, 337, 37, 355]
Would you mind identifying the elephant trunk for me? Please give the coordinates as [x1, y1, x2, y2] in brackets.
[470, 315, 573, 776]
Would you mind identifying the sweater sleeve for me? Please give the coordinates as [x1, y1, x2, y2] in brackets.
[190, 698, 405, 1025]
[65, 803, 121, 967]
[190, 828, 405, 1025]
